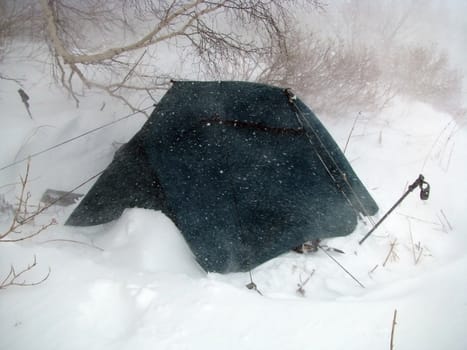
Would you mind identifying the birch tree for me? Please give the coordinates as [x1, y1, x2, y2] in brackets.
[38, 0, 322, 112]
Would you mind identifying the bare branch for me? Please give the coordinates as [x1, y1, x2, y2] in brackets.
[35, 0, 322, 112]
[40, 0, 211, 64]
[0, 161, 56, 241]
[382, 239, 399, 267]
[39, 238, 104, 251]
[296, 269, 315, 296]
[0, 74, 24, 86]
[0, 255, 51, 290]
[439, 209, 453, 231]
[1, 220, 57, 243]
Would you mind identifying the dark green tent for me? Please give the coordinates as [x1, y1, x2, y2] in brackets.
[66, 81, 378, 273]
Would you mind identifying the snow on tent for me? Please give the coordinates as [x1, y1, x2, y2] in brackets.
[66, 81, 378, 273]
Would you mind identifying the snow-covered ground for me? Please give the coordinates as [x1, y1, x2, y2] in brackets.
[1, 52, 466, 349]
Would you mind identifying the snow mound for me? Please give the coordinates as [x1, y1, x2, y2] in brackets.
[78, 279, 141, 340]
[93, 209, 204, 277]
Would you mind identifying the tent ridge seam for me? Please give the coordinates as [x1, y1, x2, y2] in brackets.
[201, 116, 305, 136]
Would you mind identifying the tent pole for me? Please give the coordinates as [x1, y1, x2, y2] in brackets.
[284, 88, 374, 222]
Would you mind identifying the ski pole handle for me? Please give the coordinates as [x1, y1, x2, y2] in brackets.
[359, 175, 428, 245]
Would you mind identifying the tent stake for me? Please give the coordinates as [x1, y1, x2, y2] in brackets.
[359, 174, 430, 245]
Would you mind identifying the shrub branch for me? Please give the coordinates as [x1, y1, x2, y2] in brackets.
[0, 255, 51, 289]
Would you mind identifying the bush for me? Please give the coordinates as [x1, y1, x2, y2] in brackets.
[249, 31, 387, 116]
[384, 45, 463, 114]
[252, 30, 463, 117]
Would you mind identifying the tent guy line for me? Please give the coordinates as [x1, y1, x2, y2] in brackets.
[318, 244, 365, 288]
[0, 105, 154, 173]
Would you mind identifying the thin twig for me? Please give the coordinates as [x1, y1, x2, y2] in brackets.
[0, 73, 23, 86]
[407, 219, 423, 265]
[110, 49, 148, 93]
[296, 269, 315, 296]
[0, 255, 51, 289]
[1, 220, 57, 243]
[435, 212, 448, 233]
[390, 309, 398, 350]
[0, 161, 57, 241]
[39, 239, 104, 251]
[343, 111, 361, 154]
[442, 141, 455, 172]
[382, 240, 398, 267]
[414, 243, 424, 265]
[368, 264, 379, 278]
[407, 219, 417, 265]
[396, 212, 440, 226]
[440, 209, 453, 231]
[421, 120, 455, 172]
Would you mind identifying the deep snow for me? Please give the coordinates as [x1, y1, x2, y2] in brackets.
[1, 54, 467, 350]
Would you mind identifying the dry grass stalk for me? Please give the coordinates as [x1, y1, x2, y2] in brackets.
[396, 212, 439, 226]
[407, 219, 423, 265]
[368, 264, 379, 279]
[296, 269, 316, 296]
[390, 309, 398, 350]
[343, 112, 361, 155]
[413, 242, 424, 265]
[383, 239, 399, 267]
[440, 209, 453, 231]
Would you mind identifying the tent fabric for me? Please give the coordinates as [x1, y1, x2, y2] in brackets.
[66, 81, 378, 273]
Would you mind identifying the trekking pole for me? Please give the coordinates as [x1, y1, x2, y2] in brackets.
[359, 174, 430, 245]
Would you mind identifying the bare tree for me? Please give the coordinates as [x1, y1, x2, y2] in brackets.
[37, 0, 322, 112]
